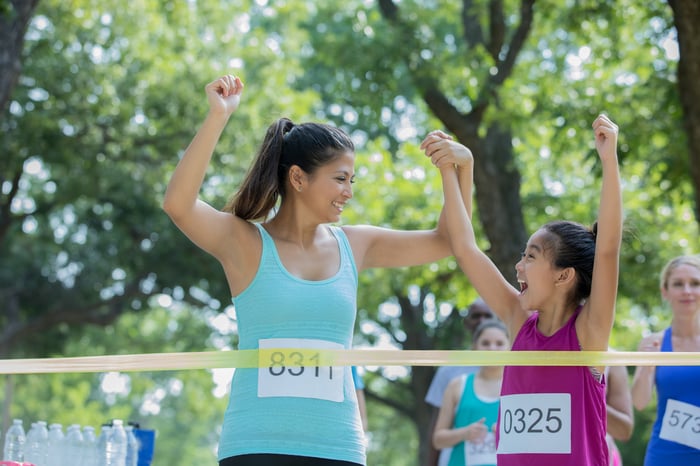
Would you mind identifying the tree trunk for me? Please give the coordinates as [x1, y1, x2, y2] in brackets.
[398, 290, 444, 466]
[668, 0, 700, 223]
[453, 123, 529, 285]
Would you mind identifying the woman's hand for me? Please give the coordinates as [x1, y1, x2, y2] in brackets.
[637, 333, 662, 352]
[465, 418, 488, 442]
[631, 331, 662, 410]
[205, 74, 244, 117]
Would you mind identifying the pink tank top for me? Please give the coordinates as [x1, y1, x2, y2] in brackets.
[496, 309, 607, 466]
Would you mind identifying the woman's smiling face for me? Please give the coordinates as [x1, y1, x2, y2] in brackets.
[302, 150, 355, 223]
[662, 263, 700, 317]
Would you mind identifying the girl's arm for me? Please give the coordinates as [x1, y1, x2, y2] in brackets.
[343, 132, 473, 271]
[578, 115, 623, 352]
[437, 146, 523, 333]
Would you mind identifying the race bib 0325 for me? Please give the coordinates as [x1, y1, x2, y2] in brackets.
[497, 393, 571, 454]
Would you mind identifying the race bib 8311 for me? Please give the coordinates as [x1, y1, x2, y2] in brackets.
[257, 338, 345, 402]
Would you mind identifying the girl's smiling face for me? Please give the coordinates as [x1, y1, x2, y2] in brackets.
[515, 229, 560, 310]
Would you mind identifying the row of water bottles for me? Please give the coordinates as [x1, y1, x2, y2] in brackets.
[3, 418, 138, 466]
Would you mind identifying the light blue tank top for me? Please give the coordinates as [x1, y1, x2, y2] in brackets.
[449, 373, 499, 466]
[217, 223, 365, 464]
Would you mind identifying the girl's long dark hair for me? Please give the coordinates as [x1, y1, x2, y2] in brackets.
[542, 220, 598, 305]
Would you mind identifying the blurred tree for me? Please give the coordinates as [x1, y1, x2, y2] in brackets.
[0, 0, 315, 355]
[0, 0, 40, 117]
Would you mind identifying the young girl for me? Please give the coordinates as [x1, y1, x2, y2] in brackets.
[433, 319, 510, 466]
[424, 114, 622, 466]
[162, 75, 473, 466]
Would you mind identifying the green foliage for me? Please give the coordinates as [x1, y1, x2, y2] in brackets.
[2, 0, 699, 465]
[366, 398, 418, 466]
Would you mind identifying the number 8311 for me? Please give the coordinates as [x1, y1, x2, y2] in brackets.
[268, 350, 333, 379]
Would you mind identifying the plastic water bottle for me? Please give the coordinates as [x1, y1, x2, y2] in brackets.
[124, 426, 138, 466]
[96, 425, 112, 466]
[46, 423, 64, 466]
[24, 420, 49, 466]
[105, 420, 126, 466]
[24, 423, 38, 463]
[62, 424, 84, 466]
[82, 425, 99, 466]
[3, 418, 26, 462]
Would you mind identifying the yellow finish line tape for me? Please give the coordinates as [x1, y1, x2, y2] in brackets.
[0, 350, 698, 374]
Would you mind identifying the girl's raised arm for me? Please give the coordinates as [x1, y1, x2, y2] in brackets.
[578, 115, 623, 351]
[435, 142, 523, 333]
[344, 132, 473, 271]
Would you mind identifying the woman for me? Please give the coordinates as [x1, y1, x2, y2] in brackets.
[162, 75, 473, 466]
[433, 319, 509, 466]
[426, 114, 622, 465]
[631, 254, 700, 465]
